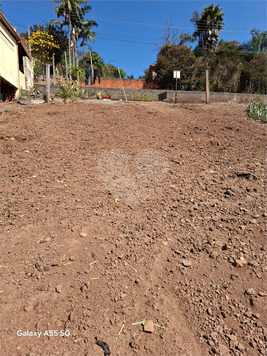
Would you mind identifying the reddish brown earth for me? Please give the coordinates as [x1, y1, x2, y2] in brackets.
[0, 101, 266, 356]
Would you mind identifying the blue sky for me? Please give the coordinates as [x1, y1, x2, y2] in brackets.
[1, 1, 266, 78]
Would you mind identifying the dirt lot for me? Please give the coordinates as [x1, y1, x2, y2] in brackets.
[0, 101, 266, 356]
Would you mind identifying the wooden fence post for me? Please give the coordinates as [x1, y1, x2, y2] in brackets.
[46, 64, 50, 104]
[206, 70, 209, 104]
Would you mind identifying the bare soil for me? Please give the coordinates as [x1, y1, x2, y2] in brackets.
[0, 101, 266, 356]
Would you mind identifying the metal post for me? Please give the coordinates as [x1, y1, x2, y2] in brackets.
[46, 64, 50, 104]
[206, 70, 209, 104]
[52, 54, 56, 86]
[27, 25, 31, 57]
[64, 51, 68, 81]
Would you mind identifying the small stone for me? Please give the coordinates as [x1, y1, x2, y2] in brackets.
[250, 219, 257, 224]
[69, 312, 74, 321]
[80, 232, 87, 238]
[182, 260, 192, 267]
[244, 311, 252, 318]
[227, 334, 237, 342]
[193, 203, 199, 210]
[129, 341, 139, 349]
[252, 313, 260, 319]
[234, 259, 247, 268]
[135, 278, 143, 286]
[258, 291, 267, 296]
[212, 216, 219, 221]
[219, 343, 231, 356]
[144, 320, 154, 333]
[236, 343, 245, 352]
[245, 288, 256, 295]
[56, 285, 62, 293]
[209, 250, 218, 259]
[252, 214, 259, 218]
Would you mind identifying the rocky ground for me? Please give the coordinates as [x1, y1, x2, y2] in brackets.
[0, 101, 266, 356]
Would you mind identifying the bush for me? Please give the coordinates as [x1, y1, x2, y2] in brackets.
[71, 66, 85, 81]
[78, 87, 95, 99]
[246, 103, 267, 122]
[58, 81, 79, 103]
[20, 89, 30, 100]
[134, 92, 154, 101]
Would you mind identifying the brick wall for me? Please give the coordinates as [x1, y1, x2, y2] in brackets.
[83, 78, 159, 90]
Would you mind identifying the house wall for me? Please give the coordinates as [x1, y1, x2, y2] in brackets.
[19, 70, 25, 90]
[0, 21, 19, 89]
[23, 56, 33, 89]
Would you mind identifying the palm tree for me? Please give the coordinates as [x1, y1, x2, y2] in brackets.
[190, 4, 225, 52]
[77, 20, 97, 57]
[50, 0, 89, 76]
[250, 29, 267, 55]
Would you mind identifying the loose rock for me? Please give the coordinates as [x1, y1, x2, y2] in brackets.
[245, 288, 256, 295]
[182, 260, 192, 267]
[80, 232, 87, 238]
[144, 320, 154, 333]
[56, 285, 62, 293]
[234, 259, 247, 268]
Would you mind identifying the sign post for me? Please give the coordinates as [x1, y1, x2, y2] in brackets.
[173, 70, 180, 103]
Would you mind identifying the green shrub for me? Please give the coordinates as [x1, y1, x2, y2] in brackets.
[246, 103, 267, 122]
[20, 89, 30, 100]
[78, 87, 95, 99]
[58, 81, 79, 103]
[134, 92, 154, 101]
[71, 66, 85, 81]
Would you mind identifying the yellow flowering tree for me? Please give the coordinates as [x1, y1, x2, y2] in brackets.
[30, 30, 59, 79]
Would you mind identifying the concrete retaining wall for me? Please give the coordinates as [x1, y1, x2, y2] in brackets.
[35, 84, 267, 104]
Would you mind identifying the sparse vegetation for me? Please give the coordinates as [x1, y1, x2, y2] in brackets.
[134, 92, 154, 102]
[58, 81, 79, 102]
[246, 102, 267, 122]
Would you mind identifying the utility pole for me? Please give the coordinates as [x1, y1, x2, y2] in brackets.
[27, 25, 31, 56]
[206, 70, 209, 104]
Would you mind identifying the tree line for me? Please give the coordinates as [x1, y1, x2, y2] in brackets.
[20, 0, 129, 80]
[144, 4, 266, 94]
[18, 1, 266, 93]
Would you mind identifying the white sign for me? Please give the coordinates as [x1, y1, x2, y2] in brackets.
[173, 70, 180, 79]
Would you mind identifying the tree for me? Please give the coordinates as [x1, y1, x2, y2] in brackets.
[190, 4, 225, 52]
[154, 44, 205, 90]
[77, 19, 97, 57]
[30, 30, 59, 79]
[138, 69, 150, 80]
[29, 23, 68, 66]
[202, 40, 248, 92]
[50, 0, 94, 73]
[250, 29, 267, 55]
[79, 51, 127, 78]
[249, 52, 267, 94]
